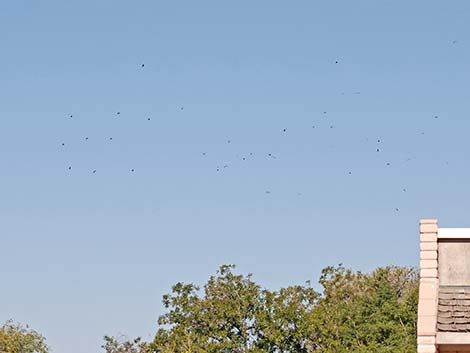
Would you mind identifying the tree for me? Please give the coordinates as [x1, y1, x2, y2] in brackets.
[101, 335, 151, 353]
[152, 264, 264, 353]
[310, 265, 418, 353]
[107, 264, 419, 353]
[0, 320, 49, 353]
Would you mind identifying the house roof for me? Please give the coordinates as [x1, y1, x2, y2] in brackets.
[438, 286, 470, 332]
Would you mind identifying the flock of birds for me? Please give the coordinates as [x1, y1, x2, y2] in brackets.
[60, 52, 453, 213]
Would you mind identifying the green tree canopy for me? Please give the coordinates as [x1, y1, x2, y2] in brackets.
[104, 264, 419, 353]
[0, 320, 49, 353]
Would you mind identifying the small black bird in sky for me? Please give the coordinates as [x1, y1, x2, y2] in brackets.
[141, 63, 145, 68]
[227, 140, 231, 144]
[180, 107, 184, 111]
[92, 170, 97, 174]
[395, 208, 399, 212]
[116, 112, 121, 115]
[85, 137, 89, 141]
[148, 117, 151, 121]
[68, 166, 72, 170]
[202, 152, 206, 156]
[131, 169, 135, 172]
[70, 114, 73, 118]
[283, 128, 287, 132]
[61, 143, 65, 146]
[434, 115, 439, 119]
[386, 162, 390, 166]
[109, 137, 113, 141]
[265, 190, 271, 194]
[376, 148, 380, 152]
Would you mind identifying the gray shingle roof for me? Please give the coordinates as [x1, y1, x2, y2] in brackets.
[438, 286, 470, 332]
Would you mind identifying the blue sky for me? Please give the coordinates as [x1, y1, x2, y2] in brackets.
[2, 1, 470, 352]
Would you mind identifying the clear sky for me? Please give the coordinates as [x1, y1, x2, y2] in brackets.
[1, 1, 470, 352]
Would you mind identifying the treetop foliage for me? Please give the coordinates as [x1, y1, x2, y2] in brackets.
[2, 264, 418, 353]
[104, 264, 418, 353]
[0, 320, 49, 353]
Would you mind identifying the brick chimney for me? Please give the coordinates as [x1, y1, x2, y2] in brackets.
[417, 219, 439, 353]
